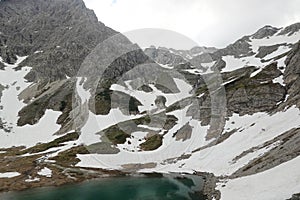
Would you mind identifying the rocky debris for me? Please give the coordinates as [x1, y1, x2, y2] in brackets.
[252, 25, 280, 39]
[121, 163, 157, 172]
[196, 172, 221, 200]
[278, 22, 300, 36]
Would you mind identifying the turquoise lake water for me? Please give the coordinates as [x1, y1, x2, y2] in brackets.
[0, 175, 206, 200]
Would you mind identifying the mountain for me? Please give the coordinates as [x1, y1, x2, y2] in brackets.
[1, 0, 300, 199]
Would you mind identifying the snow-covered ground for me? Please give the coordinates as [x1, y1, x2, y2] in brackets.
[218, 155, 300, 200]
[110, 78, 193, 112]
[37, 167, 52, 178]
[76, 106, 210, 171]
[25, 176, 40, 183]
[182, 106, 300, 176]
[0, 172, 20, 178]
[0, 56, 62, 148]
[250, 30, 300, 53]
[1, 25, 300, 200]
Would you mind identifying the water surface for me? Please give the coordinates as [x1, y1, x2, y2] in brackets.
[1, 175, 206, 200]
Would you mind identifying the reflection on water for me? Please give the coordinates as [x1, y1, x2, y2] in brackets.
[0, 174, 207, 200]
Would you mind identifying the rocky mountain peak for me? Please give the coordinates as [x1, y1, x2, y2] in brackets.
[278, 22, 300, 36]
[0, 0, 119, 81]
[252, 25, 280, 39]
[1, 1, 300, 199]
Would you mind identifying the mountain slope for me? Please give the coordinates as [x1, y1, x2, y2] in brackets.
[1, 0, 300, 199]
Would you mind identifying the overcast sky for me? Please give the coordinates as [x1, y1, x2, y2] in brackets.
[83, 0, 300, 49]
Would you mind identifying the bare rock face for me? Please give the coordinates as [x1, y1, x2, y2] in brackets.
[282, 41, 300, 108]
[0, 0, 154, 127]
[255, 44, 286, 59]
[144, 47, 187, 66]
[252, 25, 280, 39]
[173, 122, 192, 141]
[287, 193, 300, 200]
[225, 65, 285, 115]
[214, 36, 254, 58]
[278, 22, 300, 36]
[0, 0, 117, 82]
[231, 128, 300, 178]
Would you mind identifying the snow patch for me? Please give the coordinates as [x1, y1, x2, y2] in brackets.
[218, 155, 300, 200]
[37, 167, 52, 178]
[0, 56, 62, 148]
[0, 172, 20, 178]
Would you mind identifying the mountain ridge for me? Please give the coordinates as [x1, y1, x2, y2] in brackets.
[0, 0, 300, 199]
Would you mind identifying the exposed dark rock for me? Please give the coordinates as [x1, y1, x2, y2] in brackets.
[0, 0, 117, 81]
[282, 41, 300, 108]
[144, 46, 187, 66]
[140, 134, 163, 151]
[173, 122, 192, 141]
[249, 62, 282, 84]
[214, 36, 254, 58]
[287, 193, 300, 200]
[190, 53, 215, 66]
[86, 142, 120, 154]
[154, 96, 167, 109]
[137, 85, 153, 93]
[225, 65, 285, 115]
[255, 44, 286, 59]
[231, 128, 300, 178]
[0, 61, 5, 70]
[278, 22, 300, 36]
[252, 25, 280, 39]
[211, 58, 226, 71]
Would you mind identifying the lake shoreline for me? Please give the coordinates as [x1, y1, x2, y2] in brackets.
[0, 167, 220, 200]
[0, 146, 220, 199]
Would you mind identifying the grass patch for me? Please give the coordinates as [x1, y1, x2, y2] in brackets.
[22, 132, 79, 154]
[53, 145, 89, 166]
[104, 126, 130, 144]
[140, 134, 163, 151]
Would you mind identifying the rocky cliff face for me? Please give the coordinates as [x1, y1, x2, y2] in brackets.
[1, 1, 300, 200]
[1, 0, 155, 132]
[0, 0, 117, 81]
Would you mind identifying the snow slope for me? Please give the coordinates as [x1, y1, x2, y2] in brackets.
[0, 56, 62, 148]
[218, 155, 300, 200]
